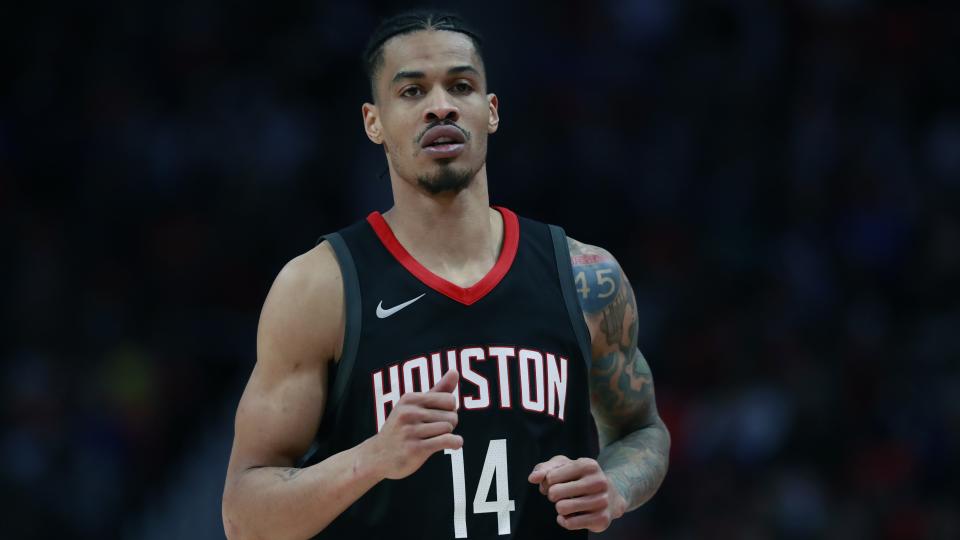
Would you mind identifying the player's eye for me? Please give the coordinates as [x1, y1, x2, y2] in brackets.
[401, 86, 424, 98]
[450, 82, 473, 95]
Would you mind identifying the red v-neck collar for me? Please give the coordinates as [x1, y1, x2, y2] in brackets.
[366, 206, 520, 306]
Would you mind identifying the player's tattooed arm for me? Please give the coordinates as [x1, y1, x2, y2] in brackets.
[568, 237, 670, 513]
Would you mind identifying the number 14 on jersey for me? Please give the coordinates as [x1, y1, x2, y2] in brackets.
[444, 439, 516, 538]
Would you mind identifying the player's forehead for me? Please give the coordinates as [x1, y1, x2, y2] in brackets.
[380, 30, 481, 80]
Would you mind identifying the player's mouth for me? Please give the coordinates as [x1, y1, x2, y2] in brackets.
[420, 124, 466, 159]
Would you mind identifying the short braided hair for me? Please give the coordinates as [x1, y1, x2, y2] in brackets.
[363, 9, 485, 101]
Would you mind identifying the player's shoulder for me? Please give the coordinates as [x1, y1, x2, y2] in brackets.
[258, 241, 344, 362]
[565, 236, 622, 271]
[564, 236, 630, 316]
[271, 241, 343, 304]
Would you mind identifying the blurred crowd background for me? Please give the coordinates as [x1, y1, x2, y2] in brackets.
[3, 0, 959, 538]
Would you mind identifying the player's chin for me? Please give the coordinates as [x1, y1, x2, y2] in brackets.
[415, 161, 476, 195]
[432, 156, 459, 167]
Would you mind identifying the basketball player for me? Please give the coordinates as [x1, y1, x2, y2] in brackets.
[222, 10, 669, 539]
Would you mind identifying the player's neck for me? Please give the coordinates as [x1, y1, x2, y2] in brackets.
[383, 166, 503, 287]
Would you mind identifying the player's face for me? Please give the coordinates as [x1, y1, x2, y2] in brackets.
[362, 30, 499, 195]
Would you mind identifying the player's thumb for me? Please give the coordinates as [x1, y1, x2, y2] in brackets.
[528, 455, 568, 483]
[431, 369, 459, 393]
[528, 463, 548, 483]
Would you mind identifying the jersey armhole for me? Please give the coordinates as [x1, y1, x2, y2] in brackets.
[548, 225, 593, 375]
[297, 232, 362, 466]
[323, 232, 362, 414]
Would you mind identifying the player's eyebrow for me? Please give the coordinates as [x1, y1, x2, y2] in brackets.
[447, 65, 481, 78]
[392, 70, 425, 84]
[391, 65, 481, 85]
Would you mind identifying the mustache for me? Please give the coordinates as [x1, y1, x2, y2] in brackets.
[415, 120, 470, 144]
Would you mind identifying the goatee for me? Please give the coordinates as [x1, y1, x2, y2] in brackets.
[416, 164, 474, 195]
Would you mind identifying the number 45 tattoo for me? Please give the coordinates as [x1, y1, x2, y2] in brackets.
[571, 252, 622, 314]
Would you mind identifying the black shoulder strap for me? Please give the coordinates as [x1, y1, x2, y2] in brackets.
[297, 232, 363, 467]
[322, 232, 362, 414]
[548, 225, 593, 373]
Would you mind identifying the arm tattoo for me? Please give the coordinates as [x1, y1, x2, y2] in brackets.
[272, 468, 303, 482]
[568, 238, 671, 511]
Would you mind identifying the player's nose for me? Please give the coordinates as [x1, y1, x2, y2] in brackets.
[423, 88, 460, 123]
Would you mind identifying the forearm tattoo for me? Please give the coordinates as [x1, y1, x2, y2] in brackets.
[568, 238, 670, 511]
[272, 467, 303, 482]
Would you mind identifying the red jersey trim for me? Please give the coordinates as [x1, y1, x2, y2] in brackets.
[366, 207, 520, 306]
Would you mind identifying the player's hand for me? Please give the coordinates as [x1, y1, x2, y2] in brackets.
[365, 369, 463, 480]
[528, 455, 627, 532]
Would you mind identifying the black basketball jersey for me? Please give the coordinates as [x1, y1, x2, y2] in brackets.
[304, 207, 598, 540]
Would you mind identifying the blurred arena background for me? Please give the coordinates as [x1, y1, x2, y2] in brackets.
[3, 0, 959, 538]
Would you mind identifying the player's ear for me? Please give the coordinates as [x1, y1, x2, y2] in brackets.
[487, 93, 499, 134]
[362, 102, 383, 144]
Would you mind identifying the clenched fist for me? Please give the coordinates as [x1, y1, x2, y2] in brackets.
[365, 369, 463, 480]
[528, 455, 627, 532]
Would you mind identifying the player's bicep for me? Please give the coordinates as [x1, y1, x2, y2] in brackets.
[230, 349, 328, 471]
[227, 249, 341, 474]
[567, 238, 661, 443]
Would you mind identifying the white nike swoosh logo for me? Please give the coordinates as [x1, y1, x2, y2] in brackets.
[376, 293, 426, 319]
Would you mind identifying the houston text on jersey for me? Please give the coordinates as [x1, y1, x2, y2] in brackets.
[371, 346, 570, 432]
